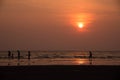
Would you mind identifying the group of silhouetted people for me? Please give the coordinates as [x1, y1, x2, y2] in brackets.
[8, 50, 31, 60]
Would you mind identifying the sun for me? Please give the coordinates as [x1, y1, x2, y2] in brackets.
[69, 13, 94, 31]
[77, 22, 84, 28]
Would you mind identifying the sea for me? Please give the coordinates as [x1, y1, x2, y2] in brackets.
[0, 51, 120, 66]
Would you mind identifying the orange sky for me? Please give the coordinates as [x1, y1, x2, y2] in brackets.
[0, 0, 120, 50]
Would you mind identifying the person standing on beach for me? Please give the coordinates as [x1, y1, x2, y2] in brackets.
[28, 51, 31, 60]
[89, 51, 92, 58]
[8, 51, 11, 59]
[89, 51, 92, 65]
[28, 51, 31, 65]
[8, 51, 12, 66]
[17, 50, 20, 60]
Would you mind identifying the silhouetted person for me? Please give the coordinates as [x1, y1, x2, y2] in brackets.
[28, 51, 31, 60]
[8, 51, 11, 59]
[17, 50, 20, 60]
[11, 53, 14, 59]
[89, 51, 92, 65]
[89, 51, 92, 58]
[8, 51, 11, 66]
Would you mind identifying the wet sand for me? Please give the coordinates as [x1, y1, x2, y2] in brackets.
[0, 65, 120, 80]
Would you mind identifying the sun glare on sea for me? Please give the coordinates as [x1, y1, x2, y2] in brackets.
[75, 59, 87, 65]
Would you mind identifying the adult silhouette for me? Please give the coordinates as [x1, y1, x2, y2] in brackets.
[89, 51, 92, 65]
[17, 50, 20, 60]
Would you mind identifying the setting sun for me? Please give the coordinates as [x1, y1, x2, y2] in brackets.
[78, 22, 84, 28]
[69, 13, 94, 31]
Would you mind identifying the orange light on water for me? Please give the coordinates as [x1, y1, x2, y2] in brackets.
[77, 60, 84, 64]
[75, 59, 87, 64]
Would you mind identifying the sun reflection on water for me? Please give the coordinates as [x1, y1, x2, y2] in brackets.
[75, 59, 88, 65]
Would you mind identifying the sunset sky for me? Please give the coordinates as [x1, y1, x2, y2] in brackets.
[0, 0, 120, 51]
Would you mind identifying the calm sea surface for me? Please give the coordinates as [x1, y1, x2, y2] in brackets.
[0, 51, 120, 66]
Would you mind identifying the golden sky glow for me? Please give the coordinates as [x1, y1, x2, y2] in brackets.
[0, 0, 120, 50]
[69, 13, 94, 31]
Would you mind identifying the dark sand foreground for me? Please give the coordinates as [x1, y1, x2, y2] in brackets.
[0, 65, 120, 80]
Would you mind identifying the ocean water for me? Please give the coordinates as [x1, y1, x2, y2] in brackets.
[0, 51, 120, 66]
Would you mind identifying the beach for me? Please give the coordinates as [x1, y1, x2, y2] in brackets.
[0, 51, 120, 66]
[0, 65, 120, 80]
[0, 51, 120, 80]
